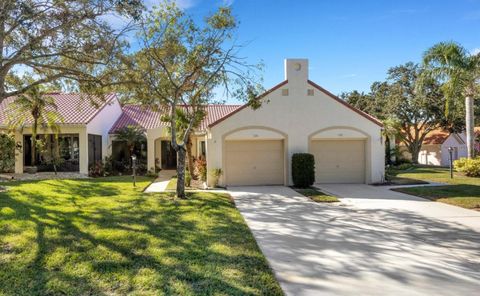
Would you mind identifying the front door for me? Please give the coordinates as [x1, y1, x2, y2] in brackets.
[161, 140, 177, 169]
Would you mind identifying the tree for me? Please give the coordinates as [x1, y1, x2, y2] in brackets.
[120, 3, 262, 198]
[162, 108, 205, 179]
[6, 83, 62, 166]
[0, 0, 142, 103]
[422, 42, 480, 158]
[343, 62, 461, 163]
[114, 125, 146, 165]
[0, 132, 15, 172]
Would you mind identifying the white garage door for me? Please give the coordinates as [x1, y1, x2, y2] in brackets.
[225, 140, 284, 186]
[310, 140, 366, 183]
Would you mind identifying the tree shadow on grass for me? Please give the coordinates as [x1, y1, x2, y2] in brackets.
[0, 187, 283, 295]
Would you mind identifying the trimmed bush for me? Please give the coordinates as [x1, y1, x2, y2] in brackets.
[454, 157, 480, 177]
[292, 153, 315, 188]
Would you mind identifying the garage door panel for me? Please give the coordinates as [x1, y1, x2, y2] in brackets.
[311, 140, 365, 183]
[225, 140, 284, 186]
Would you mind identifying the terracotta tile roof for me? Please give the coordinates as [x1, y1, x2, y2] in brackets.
[109, 104, 242, 134]
[0, 92, 116, 127]
[422, 129, 450, 145]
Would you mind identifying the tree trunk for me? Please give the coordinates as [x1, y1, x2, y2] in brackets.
[186, 136, 195, 179]
[465, 96, 475, 158]
[31, 118, 38, 166]
[53, 135, 59, 175]
[385, 136, 391, 165]
[176, 147, 187, 198]
[409, 143, 421, 164]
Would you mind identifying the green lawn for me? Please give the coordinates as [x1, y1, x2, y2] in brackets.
[166, 177, 177, 191]
[0, 177, 283, 296]
[390, 166, 480, 210]
[292, 187, 339, 203]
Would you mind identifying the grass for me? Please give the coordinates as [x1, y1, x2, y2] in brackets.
[0, 176, 283, 295]
[165, 177, 195, 191]
[389, 166, 480, 210]
[166, 177, 178, 191]
[292, 187, 339, 203]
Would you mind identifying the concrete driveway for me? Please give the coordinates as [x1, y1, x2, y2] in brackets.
[229, 185, 480, 296]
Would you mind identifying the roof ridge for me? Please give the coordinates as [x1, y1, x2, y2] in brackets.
[208, 80, 288, 128]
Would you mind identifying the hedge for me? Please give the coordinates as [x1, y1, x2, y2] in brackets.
[292, 153, 315, 188]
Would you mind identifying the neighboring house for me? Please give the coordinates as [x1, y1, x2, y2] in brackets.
[0, 93, 122, 174]
[420, 130, 467, 166]
[0, 59, 385, 186]
[400, 128, 480, 166]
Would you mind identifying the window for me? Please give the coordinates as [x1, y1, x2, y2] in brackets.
[88, 134, 102, 167]
[59, 135, 80, 160]
[200, 141, 206, 157]
[23, 133, 79, 171]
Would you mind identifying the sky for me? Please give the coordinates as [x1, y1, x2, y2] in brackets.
[139, 0, 480, 103]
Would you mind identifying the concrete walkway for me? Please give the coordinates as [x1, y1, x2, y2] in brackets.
[144, 170, 176, 193]
[229, 186, 480, 296]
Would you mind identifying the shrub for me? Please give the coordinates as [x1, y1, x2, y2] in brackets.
[103, 156, 114, 175]
[209, 168, 222, 187]
[454, 157, 480, 177]
[0, 133, 15, 173]
[194, 158, 207, 181]
[394, 163, 414, 170]
[89, 161, 106, 177]
[292, 153, 315, 188]
[185, 170, 192, 187]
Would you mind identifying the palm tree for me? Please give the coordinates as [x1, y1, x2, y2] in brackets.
[6, 85, 62, 166]
[115, 125, 146, 164]
[423, 42, 480, 158]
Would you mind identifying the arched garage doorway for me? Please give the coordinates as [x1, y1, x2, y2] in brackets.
[223, 126, 287, 186]
[309, 127, 369, 184]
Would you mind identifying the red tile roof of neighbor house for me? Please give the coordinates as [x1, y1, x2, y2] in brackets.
[422, 129, 451, 145]
[0, 92, 116, 126]
[108, 104, 242, 134]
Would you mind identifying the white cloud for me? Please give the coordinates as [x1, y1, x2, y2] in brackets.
[222, 0, 235, 6]
[341, 74, 358, 79]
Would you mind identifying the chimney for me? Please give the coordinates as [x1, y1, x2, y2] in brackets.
[284, 58, 308, 83]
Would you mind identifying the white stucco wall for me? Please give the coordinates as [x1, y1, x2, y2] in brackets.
[418, 144, 442, 166]
[146, 127, 169, 172]
[417, 134, 468, 166]
[206, 59, 385, 186]
[86, 96, 123, 161]
[440, 134, 467, 166]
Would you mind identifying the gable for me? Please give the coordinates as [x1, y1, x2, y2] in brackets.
[208, 79, 382, 130]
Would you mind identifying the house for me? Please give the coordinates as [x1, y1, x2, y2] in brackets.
[108, 104, 241, 173]
[402, 128, 480, 166]
[206, 59, 384, 186]
[0, 93, 122, 174]
[0, 59, 385, 186]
